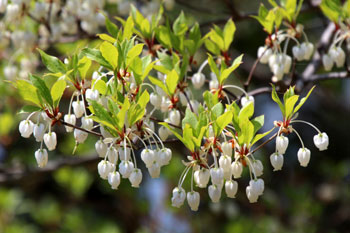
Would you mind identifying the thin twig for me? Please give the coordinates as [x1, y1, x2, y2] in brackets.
[149, 117, 181, 129]
[250, 133, 278, 155]
[59, 119, 103, 137]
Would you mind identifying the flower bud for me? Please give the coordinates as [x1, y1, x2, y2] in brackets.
[72, 101, 84, 118]
[74, 129, 88, 144]
[258, 46, 272, 64]
[225, 180, 238, 198]
[107, 147, 118, 164]
[276, 135, 289, 154]
[150, 93, 161, 109]
[301, 42, 314, 60]
[19, 120, 34, 138]
[95, 140, 107, 158]
[119, 160, 134, 178]
[85, 89, 99, 101]
[141, 149, 155, 168]
[241, 96, 254, 108]
[219, 155, 232, 173]
[208, 184, 222, 203]
[297, 147, 311, 167]
[270, 152, 284, 171]
[35, 149, 48, 168]
[157, 148, 172, 166]
[210, 168, 224, 185]
[171, 187, 186, 208]
[169, 109, 181, 126]
[292, 45, 305, 61]
[252, 160, 263, 177]
[187, 191, 200, 211]
[221, 142, 232, 156]
[108, 171, 121, 189]
[194, 168, 210, 188]
[192, 73, 205, 89]
[159, 126, 169, 141]
[64, 114, 76, 132]
[313, 132, 329, 151]
[322, 54, 333, 71]
[44, 132, 57, 151]
[129, 168, 142, 187]
[33, 123, 45, 142]
[231, 161, 243, 178]
[81, 117, 93, 130]
[148, 161, 161, 178]
[97, 160, 115, 179]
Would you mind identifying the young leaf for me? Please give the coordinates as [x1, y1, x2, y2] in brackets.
[293, 86, 315, 114]
[208, 54, 219, 79]
[223, 18, 236, 51]
[165, 69, 179, 95]
[285, 95, 299, 119]
[16, 80, 41, 107]
[77, 56, 91, 80]
[271, 84, 285, 117]
[50, 79, 66, 107]
[214, 110, 233, 137]
[148, 76, 169, 96]
[218, 54, 243, 84]
[29, 74, 53, 107]
[37, 49, 66, 74]
[81, 48, 113, 70]
[100, 41, 118, 70]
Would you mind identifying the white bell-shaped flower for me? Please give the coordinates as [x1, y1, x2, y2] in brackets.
[35, 149, 48, 168]
[209, 79, 219, 90]
[157, 148, 172, 166]
[187, 191, 200, 211]
[129, 168, 142, 187]
[272, 64, 284, 80]
[85, 89, 99, 101]
[72, 101, 84, 118]
[141, 149, 155, 168]
[231, 161, 243, 178]
[97, 160, 115, 179]
[169, 109, 181, 126]
[225, 180, 238, 198]
[254, 178, 265, 195]
[194, 168, 210, 188]
[74, 129, 88, 144]
[282, 55, 292, 74]
[19, 120, 34, 138]
[208, 184, 222, 203]
[246, 181, 260, 203]
[301, 42, 314, 60]
[329, 47, 345, 67]
[81, 117, 93, 130]
[292, 45, 305, 61]
[108, 171, 121, 190]
[313, 132, 329, 151]
[150, 93, 161, 109]
[158, 126, 169, 141]
[297, 147, 311, 167]
[160, 96, 171, 112]
[119, 160, 134, 178]
[171, 187, 186, 208]
[252, 160, 263, 177]
[322, 54, 333, 71]
[64, 114, 76, 132]
[241, 95, 255, 108]
[118, 147, 131, 161]
[148, 161, 161, 178]
[192, 73, 205, 89]
[95, 140, 107, 158]
[270, 152, 284, 171]
[210, 167, 224, 185]
[257, 46, 272, 64]
[219, 155, 232, 173]
[221, 141, 232, 156]
[276, 135, 289, 154]
[107, 147, 118, 164]
[33, 123, 45, 142]
[43, 132, 57, 151]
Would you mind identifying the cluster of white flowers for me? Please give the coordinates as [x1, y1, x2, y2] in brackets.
[257, 25, 314, 82]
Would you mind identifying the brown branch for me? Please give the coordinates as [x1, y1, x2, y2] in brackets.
[59, 119, 103, 137]
[250, 132, 278, 155]
[149, 117, 181, 129]
[244, 45, 267, 91]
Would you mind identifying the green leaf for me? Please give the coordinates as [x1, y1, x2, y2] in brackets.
[271, 84, 285, 117]
[16, 80, 41, 107]
[218, 54, 243, 84]
[320, 0, 341, 22]
[137, 90, 149, 108]
[18, 105, 42, 114]
[211, 103, 224, 119]
[90, 100, 116, 130]
[128, 104, 145, 126]
[223, 19, 236, 51]
[100, 41, 118, 70]
[123, 16, 134, 40]
[37, 49, 66, 74]
[293, 85, 315, 114]
[238, 119, 254, 145]
[285, 95, 299, 119]
[77, 56, 91, 80]
[214, 110, 233, 137]
[81, 48, 113, 70]
[50, 79, 66, 107]
[148, 76, 169, 96]
[165, 69, 179, 95]
[105, 17, 119, 38]
[251, 115, 264, 135]
[126, 44, 144, 66]
[173, 11, 188, 35]
[208, 54, 219, 79]
[238, 101, 254, 121]
[93, 79, 107, 95]
[182, 108, 198, 130]
[204, 39, 220, 55]
[29, 74, 53, 107]
[208, 30, 224, 51]
[251, 127, 275, 146]
[183, 124, 195, 152]
[97, 33, 116, 43]
[116, 98, 130, 130]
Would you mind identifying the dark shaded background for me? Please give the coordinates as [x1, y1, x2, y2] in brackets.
[0, 0, 349, 233]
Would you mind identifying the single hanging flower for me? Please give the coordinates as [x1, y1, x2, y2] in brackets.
[119, 160, 134, 178]
[95, 140, 107, 158]
[276, 135, 289, 154]
[43, 132, 57, 151]
[33, 123, 45, 142]
[208, 184, 222, 203]
[194, 168, 210, 188]
[19, 120, 34, 138]
[192, 72, 205, 89]
[108, 171, 121, 190]
[64, 114, 76, 132]
[297, 147, 311, 167]
[187, 191, 200, 211]
[270, 152, 284, 171]
[313, 132, 329, 151]
[35, 149, 48, 168]
[225, 180, 238, 198]
[171, 187, 186, 208]
[129, 168, 143, 187]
